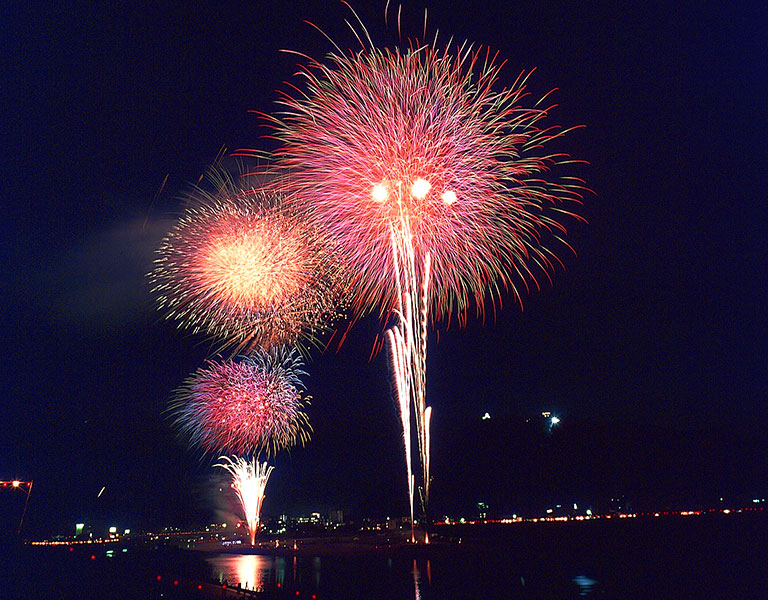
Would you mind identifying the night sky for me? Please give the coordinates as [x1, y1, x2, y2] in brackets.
[1, 2, 766, 535]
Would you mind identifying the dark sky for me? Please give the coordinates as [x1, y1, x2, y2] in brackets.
[1, 2, 766, 534]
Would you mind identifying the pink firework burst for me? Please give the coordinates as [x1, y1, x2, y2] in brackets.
[170, 347, 311, 456]
[151, 167, 343, 351]
[260, 35, 586, 320]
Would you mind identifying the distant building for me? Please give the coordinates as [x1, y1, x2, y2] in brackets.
[74, 523, 93, 539]
[329, 509, 344, 524]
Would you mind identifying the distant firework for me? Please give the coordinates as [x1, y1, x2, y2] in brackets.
[151, 167, 343, 352]
[215, 456, 273, 545]
[262, 33, 586, 320]
[170, 347, 310, 456]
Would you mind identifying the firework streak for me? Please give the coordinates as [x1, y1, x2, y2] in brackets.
[169, 348, 311, 457]
[215, 456, 273, 545]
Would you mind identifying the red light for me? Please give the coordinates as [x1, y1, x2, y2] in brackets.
[296, 592, 300, 596]
[198, 584, 202, 590]
[173, 580, 178, 586]
[90, 555, 96, 560]
[312, 595, 317, 599]
[69, 547, 74, 552]
[222, 584, 227, 589]
[156, 575, 162, 581]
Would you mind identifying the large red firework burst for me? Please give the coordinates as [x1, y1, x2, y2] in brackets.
[169, 348, 310, 456]
[151, 167, 343, 351]
[261, 35, 586, 320]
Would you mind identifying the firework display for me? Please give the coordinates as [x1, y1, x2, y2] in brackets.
[151, 167, 343, 352]
[151, 6, 584, 544]
[169, 347, 311, 457]
[258, 19, 584, 528]
[264, 38, 585, 320]
[215, 456, 274, 545]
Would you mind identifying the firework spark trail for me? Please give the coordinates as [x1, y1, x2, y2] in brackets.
[215, 456, 274, 545]
[169, 347, 311, 457]
[151, 167, 343, 352]
[386, 211, 432, 529]
[260, 16, 586, 531]
[386, 279, 416, 543]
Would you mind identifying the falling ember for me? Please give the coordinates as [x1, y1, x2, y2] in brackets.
[151, 166, 344, 352]
[169, 347, 311, 457]
[216, 456, 273, 545]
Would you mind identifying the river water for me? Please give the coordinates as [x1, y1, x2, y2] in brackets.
[2, 513, 765, 599]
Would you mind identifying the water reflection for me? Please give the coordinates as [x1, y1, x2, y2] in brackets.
[412, 559, 422, 600]
[206, 554, 274, 591]
[205, 553, 322, 596]
[313, 556, 321, 588]
[206, 552, 596, 599]
[572, 574, 598, 597]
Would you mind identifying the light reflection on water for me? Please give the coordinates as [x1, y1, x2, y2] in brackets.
[206, 554, 275, 591]
[412, 559, 421, 600]
[205, 553, 599, 599]
[573, 574, 598, 596]
[205, 553, 323, 594]
[411, 559, 432, 600]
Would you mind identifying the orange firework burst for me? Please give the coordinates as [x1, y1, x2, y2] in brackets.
[151, 167, 344, 351]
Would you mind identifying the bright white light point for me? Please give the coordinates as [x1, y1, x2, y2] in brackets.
[12, 481, 20, 487]
[442, 190, 457, 205]
[371, 183, 389, 202]
[411, 178, 431, 199]
[551, 416, 560, 425]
